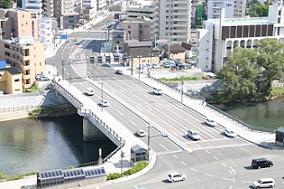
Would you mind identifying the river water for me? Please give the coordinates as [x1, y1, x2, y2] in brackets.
[221, 98, 284, 131]
[0, 115, 116, 175]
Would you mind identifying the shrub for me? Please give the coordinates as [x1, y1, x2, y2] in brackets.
[122, 161, 148, 176]
[107, 173, 122, 180]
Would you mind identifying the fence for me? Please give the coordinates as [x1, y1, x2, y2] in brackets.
[0, 105, 39, 113]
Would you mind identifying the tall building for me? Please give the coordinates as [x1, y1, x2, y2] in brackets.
[82, 0, 97, 8]
[0, 39, 45, 89]
[122, 17, 152, 41]
[97, 0, 108, 11]
[126, 0, 159, 41]
[21, 0, 43, 16]
[39, 17, 54, 49]
[159, 0, 191, 43]
[43, 0, 54, 17]
[207, 0, 246, 19]
[196, 4, 284, 72]
[0, 9, 39, 40]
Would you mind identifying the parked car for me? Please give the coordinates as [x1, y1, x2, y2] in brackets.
[251, 178, 275, 188]
[187, 129, 201, 141]
[98, 100, 109, 107]
[205, 119, 217, 127]
[251, 158, 273, 169]
[115, 70, 123, 75]
[135, 129, 146, 137]
[167, 172, 186, 183]
[223, 129, 237, 138]
[36, 74, 49, 81]
[84, 88, 95, 96]
[153, 87, 163, 95]
[162, 59, 176, 68]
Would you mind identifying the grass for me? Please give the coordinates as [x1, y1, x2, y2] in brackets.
[107, 161, 149, 180]
[24, 84, 40, 93]
[270, 87, 284, 98]
[0, 172, 36, 182]
[159, 75, 211, 83]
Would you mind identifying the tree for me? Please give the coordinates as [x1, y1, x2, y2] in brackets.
[0, 0, 12, 8]
[248, 0, 269, 17]
[218, 48, 259, 102]
[256, 39, 284, 96]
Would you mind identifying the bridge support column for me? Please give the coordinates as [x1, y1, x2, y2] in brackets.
[83, 117, 107, 141]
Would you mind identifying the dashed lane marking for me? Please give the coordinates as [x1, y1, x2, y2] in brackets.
[222, 162, 227, 168]
[204, 173, 214, 177]
[229, 185, 233, 189]
[180, 161, 186, 166]
[156, 150, 183, 156]
[190, 168, 199, 172]
[173, 154, 178, 159]
[159, 143, 169, 151]
[212, 155, 219, 161]
[222, 177, 233, 181]
[241, 180, 252, 183]
[229, 166, 236, 175]
[129, 120, 138, 127]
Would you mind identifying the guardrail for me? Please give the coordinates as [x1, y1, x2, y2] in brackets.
[0, 105, 39, 113]
[149, 76, 275, 133]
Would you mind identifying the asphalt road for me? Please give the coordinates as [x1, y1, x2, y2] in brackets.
[46, 39, 284, 189]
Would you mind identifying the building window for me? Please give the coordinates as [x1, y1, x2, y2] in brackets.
[25, 70, 30, 75]
[24, 49, 30, 56]
[25, 79, 30, 84]
[25, 60, 30, 66]
[14, 79, 20, 82]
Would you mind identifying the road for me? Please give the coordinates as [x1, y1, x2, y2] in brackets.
[46, 38, 284, 189]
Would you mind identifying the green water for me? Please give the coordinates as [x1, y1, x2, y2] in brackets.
[221, 98, 284, 131]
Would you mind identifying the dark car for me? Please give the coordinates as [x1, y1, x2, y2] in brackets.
[115, 70, 123, 75]
[251, 158, 273, 169]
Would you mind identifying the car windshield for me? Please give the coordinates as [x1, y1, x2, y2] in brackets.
[257, 179, 262, 183]
[207, 119, 214, 123]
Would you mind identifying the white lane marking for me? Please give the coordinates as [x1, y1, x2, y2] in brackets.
[180, 161, 186, 166]
[204, 173, 213, 177]
[232, 178, 235, 183]
[173, 154, 178, 159]
[116, 110, 124, 117]
[212, 155, 219, 161]
[159, 143, 169, 151]
[229, 166, 236, 175]
[229, 185, 233, 189]
[193, 142, 253, 151]
[190, 168, 198, 172]
[205, 149, 211, 154]
[129, 120, 138, 127]
[222, 177, 233, 181]
[229, 170, 233, 175]
[156, 150, 183, 156]
[241, 180, 252, 183]
[222, 163, 227, 168]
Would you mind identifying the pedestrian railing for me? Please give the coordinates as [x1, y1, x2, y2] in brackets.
[0, 105, 39, 113]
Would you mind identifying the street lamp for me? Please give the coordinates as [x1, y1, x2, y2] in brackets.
[120, 150, 125, 175]
[137, 55, 142, 80]
[100, 82, 104, 111]
[147, 124, 151, 160]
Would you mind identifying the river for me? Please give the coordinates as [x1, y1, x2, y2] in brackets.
[0, 115, 116, 175]
[221, 98, 284, 131]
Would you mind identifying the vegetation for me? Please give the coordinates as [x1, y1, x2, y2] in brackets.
[107, 161, 149, 180]
[247, 0, 270, 17]
[270, 87, 284, 98]
[29, 105, 76, 118]
[160, 75, 212, 83]
[0, 0, 13, 8]
[217, 39, 284, 103]
[0, 172, 36, 182]
[24, 84, 40, 93]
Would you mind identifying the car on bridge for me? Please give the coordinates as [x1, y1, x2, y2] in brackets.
[84, 88, 95, 96]
[115, 70, 123, 75]
[187, 129, 201, 141]
[135, 129, 146, 137]
[167, 172, 186, 183]
[223, 129, 237, 138]
[152, 88, 163, 95]
[205, 118, 217, 127]
[99, 100, 109, 107]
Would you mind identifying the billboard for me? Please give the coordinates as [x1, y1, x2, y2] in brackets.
[0, 60, 6, 69]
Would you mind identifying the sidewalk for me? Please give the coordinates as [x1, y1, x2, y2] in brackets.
[114, 66, 275, 147]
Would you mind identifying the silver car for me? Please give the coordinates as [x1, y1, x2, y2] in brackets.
[187, 129, 201, 141]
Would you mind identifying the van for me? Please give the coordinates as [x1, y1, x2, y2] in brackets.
[251, 178, 275, 188]
[251, 158, 273, 169]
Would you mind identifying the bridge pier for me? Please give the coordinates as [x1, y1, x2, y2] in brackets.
[83, 117, 107, 141]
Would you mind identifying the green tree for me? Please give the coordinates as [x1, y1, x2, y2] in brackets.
[0, 0, 12, 8]
[248, 0, 269, 17]
[218, 48, 259, 102]
[256, 39, 284, 96]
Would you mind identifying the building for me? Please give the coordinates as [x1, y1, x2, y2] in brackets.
[97, 0, 108, 11]
[42, 0, 54, 17]
[126, 0, 159, 41]
[39, 17, 55, 49]
[196, 5, 284, 72]
[0, 67, 23, 94]
[0, 9, 39, 40]
[207, 0, 246, 19]
[122, 17, 151, 41]
[21, 0, 43, 16]
[82, 7, 97, 22]
[159, 0, 191, 43]
[0, 39, 45, 89]
[83, 0, 97, 9]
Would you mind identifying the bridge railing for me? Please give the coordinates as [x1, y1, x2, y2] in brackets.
[0, 105, 39, 113]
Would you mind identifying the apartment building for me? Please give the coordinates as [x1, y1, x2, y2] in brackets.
[22, 0, 43, 16]
[0, 66, 22, 94]
[122, 17, 151, 41]
[196, 4, 284, 72]
[97, 0, 108, 11]
[0, 9, 39, 40]
[0, 38, 45, 89]
[42, 0, 54, 17]
[159, 0, 191, 43]
[126, 0, 159, 41]
[207, 0, 246, 19]
[82, 0, 97, 9]
[39, 17, 55, 49]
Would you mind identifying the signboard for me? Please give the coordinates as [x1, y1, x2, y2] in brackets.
[59, 34, 68, 40]
[0, 60, 7, 69]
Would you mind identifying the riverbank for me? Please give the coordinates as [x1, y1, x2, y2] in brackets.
[28, 104, 77, 118]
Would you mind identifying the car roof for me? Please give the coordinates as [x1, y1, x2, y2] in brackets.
[188, 129, 197, 133]
[258, 178, 275, 182]
[253, 158, 268, 161]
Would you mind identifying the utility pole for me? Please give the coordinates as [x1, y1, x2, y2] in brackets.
[138, 56, 142, 80]
[181, 77, 184, 103]
[120, 150, 125, 175]
[147, 124, 151, 160]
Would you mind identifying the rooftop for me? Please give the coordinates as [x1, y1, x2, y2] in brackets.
[128, 0, 156, 9]
[5, 67, 21, 75]
[126, 40, 153, 47]
[208, 16, 275, 26]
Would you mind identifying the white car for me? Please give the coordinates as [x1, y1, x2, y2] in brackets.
[99, 100, 109, 107]
[153, 88, 163, 95]
[167, 172, 186, 183]
[187, 129, 201, 141]
[84, 88, 95, 96]
[205, 119, 217, 127]
[135, 129, 146, 137]
[251, 178, 275, 188]
[223, 129, 237, 138]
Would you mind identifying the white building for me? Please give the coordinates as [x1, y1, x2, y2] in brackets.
[97, 0, 108, 11]
[207, 0, 246, 19]
[196, 4, 284, 72]
[82, 0, 97, 9]
[159, 0, 191, 43]
[22, 0, 43, 16]
[39, 17, 54, 49]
